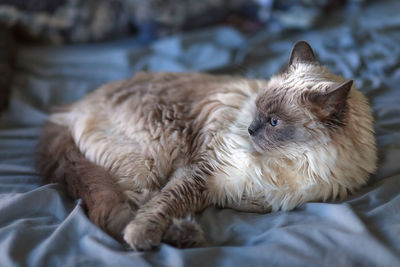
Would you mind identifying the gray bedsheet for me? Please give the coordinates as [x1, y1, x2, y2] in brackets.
[1, 1, 400, 266]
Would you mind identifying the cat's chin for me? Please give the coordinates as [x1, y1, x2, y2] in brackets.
[249, 137, 283, 158]
[249, 138, 267, 154]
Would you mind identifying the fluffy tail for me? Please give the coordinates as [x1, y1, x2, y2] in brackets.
[35, 121, 134, 240]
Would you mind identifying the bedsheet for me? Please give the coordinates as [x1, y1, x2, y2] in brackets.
[1, 1, 400, 266]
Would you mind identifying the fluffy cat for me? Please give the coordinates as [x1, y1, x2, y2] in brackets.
[36, 41, 377, 251]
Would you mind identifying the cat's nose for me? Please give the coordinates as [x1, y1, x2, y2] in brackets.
[248, 127, 256, 136]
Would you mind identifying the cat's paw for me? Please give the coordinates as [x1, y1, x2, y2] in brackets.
[123, 219, 163, 251]
[163, 217, 206, 248]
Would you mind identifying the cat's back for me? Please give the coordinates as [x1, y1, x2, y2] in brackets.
[49, 72, 259, 185]
[99, 71, 240, 107]
[69, 71, 257, 128]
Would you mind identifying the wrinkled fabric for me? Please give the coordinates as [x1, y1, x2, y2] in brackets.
[1, 1, 400, 266]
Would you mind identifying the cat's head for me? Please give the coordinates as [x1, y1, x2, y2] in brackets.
[249, 41, 354, 155]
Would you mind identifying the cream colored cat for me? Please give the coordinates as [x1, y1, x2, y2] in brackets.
[36, 41, 377, 250]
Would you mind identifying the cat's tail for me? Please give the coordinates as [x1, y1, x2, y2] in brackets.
[35, 121, 134, 241]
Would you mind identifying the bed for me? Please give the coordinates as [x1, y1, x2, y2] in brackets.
[1, 1, 400, 266]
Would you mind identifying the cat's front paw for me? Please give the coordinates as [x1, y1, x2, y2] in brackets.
[123, 219, 163, 251]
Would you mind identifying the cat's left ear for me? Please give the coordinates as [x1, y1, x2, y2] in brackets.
[289, 41, 317, 65]
[307, 80, 353, 118]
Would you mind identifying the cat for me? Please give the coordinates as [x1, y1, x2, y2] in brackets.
[36, 41, 377, 251]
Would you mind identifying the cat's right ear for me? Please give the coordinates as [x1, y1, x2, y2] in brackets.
[289, 41, 317, 66]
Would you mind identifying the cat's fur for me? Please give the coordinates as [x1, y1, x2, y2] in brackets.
[36, 41, 377, 250]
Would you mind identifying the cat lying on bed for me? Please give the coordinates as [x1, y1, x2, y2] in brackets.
[36, 41, 377, 251]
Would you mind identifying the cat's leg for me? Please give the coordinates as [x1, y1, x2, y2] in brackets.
[72, 161, 136, 241]
[123, 166, 210, 250]
[125, 188, 206, 248]
[221, 194, 271, 213]
[162, 216, 205, 248]
[36, 122, 135, 241]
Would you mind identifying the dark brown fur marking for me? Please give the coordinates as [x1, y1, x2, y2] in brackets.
[304, 80, 352, 129]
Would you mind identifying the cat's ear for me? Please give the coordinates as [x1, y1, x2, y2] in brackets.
[289, 41, 316, 65]
[307, 80, 353, 120]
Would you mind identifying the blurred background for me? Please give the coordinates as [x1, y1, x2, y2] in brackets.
[0, 0, 363, 44]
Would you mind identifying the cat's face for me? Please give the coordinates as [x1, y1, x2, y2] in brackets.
[248, 91, 311, 154]
[248, 41, 353, 155]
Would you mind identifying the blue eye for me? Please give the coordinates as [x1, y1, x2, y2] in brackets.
[269, 117, 279, 126]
